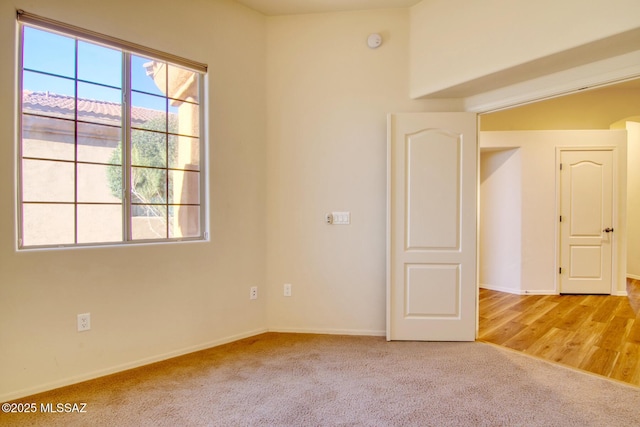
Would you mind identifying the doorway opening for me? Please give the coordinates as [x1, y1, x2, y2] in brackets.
[476, 78, 640, 386]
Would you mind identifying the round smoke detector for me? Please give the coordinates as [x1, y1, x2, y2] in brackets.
[367, 33, 382, 49]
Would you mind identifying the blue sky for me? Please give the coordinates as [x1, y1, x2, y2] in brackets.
[23, 26, 169, 111]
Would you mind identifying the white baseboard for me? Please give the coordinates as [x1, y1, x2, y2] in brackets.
[269, 327, 386, 337]
[479, 284, 556, 295]
[627, 274, 640, 281]
[1, 328, 268, 403]
[480, 283, 630, 296]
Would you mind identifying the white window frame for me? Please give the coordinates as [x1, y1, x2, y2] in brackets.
[17, 10, 208, 249]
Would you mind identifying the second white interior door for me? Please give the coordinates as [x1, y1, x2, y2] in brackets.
[560, 149, 614, 294]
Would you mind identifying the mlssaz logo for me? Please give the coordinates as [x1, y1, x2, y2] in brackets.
[40, 402, 88, 413]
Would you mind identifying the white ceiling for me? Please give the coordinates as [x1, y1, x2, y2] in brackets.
[233, 0, 421, 15]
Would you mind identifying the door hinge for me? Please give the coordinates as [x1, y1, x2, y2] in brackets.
[560, 163, 563, 170]
[559, 267, 562, 274]
[559, 215, 562, 222]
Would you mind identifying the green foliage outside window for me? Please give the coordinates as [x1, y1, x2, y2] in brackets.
[107, 115, 178, 218]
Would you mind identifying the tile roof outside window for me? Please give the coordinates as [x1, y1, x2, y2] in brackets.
[23, 91, 169, 125]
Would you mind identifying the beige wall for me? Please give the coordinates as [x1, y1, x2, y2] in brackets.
[479, 149, 522, 293]
[0, 0, 267, 401]
[410, 0, 640, 98]
[265, 9, 453, 335]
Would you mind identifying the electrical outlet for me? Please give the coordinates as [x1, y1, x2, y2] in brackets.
[250, 286, 258, 300]
[77, 313, 90, 332]
[284, 283, 292, 297]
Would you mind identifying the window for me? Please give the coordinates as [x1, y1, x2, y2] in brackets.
[17, 11, 207, 248]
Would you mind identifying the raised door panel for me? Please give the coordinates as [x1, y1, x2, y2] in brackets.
[406, 130, 460, 250]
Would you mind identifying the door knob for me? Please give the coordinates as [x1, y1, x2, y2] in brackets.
[603, 227, 614, 233]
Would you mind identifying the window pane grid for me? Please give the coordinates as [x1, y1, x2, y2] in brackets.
[126, 164, 198, 172]
[23, 112, 124, 127]
[132, 205, 201, 212]
[23, 68, 75, 82]
[78, 80, 120, 91]
[22, 74, 124, 93]
[18, 19, 205, 248]
[22, 152, 122, 163]
[129, 90, 199, 109]
[128, 126, 200, 141]
[23, 201, 122, 206]
[130, 88, 167, 99]
[73, 40, 79, 245]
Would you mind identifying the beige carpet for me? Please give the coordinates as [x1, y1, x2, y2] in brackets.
[2, 333, 640, 426]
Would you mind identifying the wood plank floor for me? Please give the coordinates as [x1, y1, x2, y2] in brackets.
[478, 278, 640, 387]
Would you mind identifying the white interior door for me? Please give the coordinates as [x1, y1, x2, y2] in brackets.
[559, 149, 614, 294]
[387, 113, 477, 341]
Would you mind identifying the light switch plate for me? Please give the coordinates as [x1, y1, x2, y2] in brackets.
[331, 212, 350, 225]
